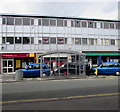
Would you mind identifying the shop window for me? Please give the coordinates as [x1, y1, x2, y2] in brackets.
[6, 37, 14, 44]
[50, 20, 56, 26]
[23, 37, 30, 44]
[82, 38, 87, 45]
[38, 19, 41, 25]
[2, 37, 5, 44]
[57, 19, 63, 27]
[50, 37, 56, 44]
[15, 37, 21, 44]
[111, 39, 115, 45]
[75, 21, 80, 27]
[42, 19, 49, 26]
[15, 18, 22, 25]
[57, 37, 64, 44]
[42, 37, 49, 44]
[7, 17, 14, 25]
[81, 21, 87, 27]
[89, 38, 94, 45]
[88, 21, 94, 28]
[75, 38, 81, 44]
[23, 18, 30, 25]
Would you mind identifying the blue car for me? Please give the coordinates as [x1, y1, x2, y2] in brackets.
[20, 63, 50, 78]
[92, 62, 120, 75]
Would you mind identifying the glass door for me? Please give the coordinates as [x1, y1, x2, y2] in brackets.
[2, 59, 14, 73]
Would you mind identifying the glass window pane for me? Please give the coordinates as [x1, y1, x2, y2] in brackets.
[82, 21, 87, 27]
[82, 38, 87, 44]
[2, 18, 6, 25]
[75, 21, 80, 27]
[15, 18, 22, 25]
[31, 19, 34, 25]
[75, 38, 81, 44]
[57, 19, 63, 27]
[3, 60, 7, 67]
[89, 38, 94, 45]
[8, 68, 13, 72]
[64, 20, 67, 26]
[3, 68, 7, 73]
[42, 19, 49, 26]
[31, 37, 34, 44]
[15, 37, 21, 44]
[6, 37, 14, 44]
[111, 39, 115, 45]
[38, 19, 41, 25]
[7, 18, 14, 25]
[88, 21, 94, 28]
[110, 23, 114, 29]
[8, 60, 13, 67]
[50, 20, 56, 26]
[57, 37, 64, 44]
[23, 37, 30, 44]
[2, 37, 5, 44]
[50, 37, 56, 44]
[23, 18, 30, 25]
[104, 22, 109, 29]
[42, 37, 49, 44]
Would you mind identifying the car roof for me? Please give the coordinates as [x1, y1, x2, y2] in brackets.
[29, 63, 46, 66]
[102, 62, 120, 64]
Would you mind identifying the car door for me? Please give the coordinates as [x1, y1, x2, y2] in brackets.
[98, 64, 107, 74]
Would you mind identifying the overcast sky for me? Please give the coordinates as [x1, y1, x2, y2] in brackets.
[0, 0, 120, 20]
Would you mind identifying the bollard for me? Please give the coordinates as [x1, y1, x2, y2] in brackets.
[15, 70, 23, 81]
[95, 69, 98, 77]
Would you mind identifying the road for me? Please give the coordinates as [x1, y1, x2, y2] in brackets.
[1, 78, 119, 110]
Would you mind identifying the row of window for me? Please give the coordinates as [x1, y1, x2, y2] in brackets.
[2, 17, 119, 29]
[2, 37, 120, 45]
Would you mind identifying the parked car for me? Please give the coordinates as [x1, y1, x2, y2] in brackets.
[92, 62, 120, 75]
[53, 62, 85, 76]
[20, 63, 50, 78]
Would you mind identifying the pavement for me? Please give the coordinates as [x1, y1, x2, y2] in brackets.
[0, 73, 119, 83]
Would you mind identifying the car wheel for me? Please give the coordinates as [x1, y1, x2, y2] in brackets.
[115, 72, 120, 76]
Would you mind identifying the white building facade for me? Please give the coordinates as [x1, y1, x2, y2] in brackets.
[0, 14, 120, 74]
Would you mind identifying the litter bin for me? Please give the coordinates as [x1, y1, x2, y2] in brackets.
[15, 70, 23, 81]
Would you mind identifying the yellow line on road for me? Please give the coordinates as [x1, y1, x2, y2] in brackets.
[1, 93, 120, 104]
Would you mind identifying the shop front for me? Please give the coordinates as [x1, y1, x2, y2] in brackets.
[83, 51, 120, 66]
[1, 53, 35, 74]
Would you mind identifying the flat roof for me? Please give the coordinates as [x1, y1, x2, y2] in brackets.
[0, 13, 119, 22]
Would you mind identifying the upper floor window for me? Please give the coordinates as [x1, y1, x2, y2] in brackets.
[111, 39, 115, 45]
[75, 38, 81, 44]
[50, 37, 56, 44]
[50, 19, 56, 26]
[15, 18, 22, 25]
[31, 19, 34, 25]
[75, 20, 80, 27]
[110, 23, 115, 29]
[64, 20, 67, 26]
[15, 37, 22, 44]
[42, 19, 49, 26]
[88, 21, 94, 28]
[23, 18, 30, 25]
[104, 22, 109, 29]
[38, 19, 41, 25]
[57, 19, 63, 27]
[7, 17, 14, 25]
[81, 21, 87, 27]
[89, 38, 94, 45]
[82, 38, 87, 44]
[2, 18, 6, 25]
[42, 37, 49, 44]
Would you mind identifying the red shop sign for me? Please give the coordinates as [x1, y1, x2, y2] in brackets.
[2, 53, 29, 58]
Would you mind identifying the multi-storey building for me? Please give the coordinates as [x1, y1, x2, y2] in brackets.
[0, 14, 120, 74]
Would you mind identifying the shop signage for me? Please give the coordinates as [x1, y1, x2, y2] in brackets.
[2, 53, 32, 58]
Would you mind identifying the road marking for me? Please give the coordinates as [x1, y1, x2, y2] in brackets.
[1, 93, 120, 104]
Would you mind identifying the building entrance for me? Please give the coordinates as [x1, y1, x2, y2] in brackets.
[2, 59, 14, 74]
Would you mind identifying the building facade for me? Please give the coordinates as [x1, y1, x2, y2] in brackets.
[0, 14, 120, 74]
